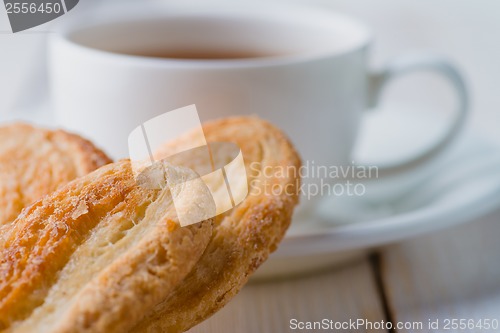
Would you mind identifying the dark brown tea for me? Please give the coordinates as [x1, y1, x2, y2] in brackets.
[123, 49, 273, 60]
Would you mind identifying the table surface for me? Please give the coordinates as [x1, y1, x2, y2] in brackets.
[187, 207, 500, 333]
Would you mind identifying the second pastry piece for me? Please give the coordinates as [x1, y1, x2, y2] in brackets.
[0, 123, 111, 227]
[0, 161, 213, 333]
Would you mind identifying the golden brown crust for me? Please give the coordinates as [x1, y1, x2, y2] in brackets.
[0, 123, 112, 227]
[0, 117, 300, 333]
[132, 117, 301, 332]
[0, 160, 213, 333]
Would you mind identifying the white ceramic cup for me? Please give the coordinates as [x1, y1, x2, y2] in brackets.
[49, 2, 468, 182]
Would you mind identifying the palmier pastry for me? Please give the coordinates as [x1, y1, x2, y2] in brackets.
[0, 117, 300, 333]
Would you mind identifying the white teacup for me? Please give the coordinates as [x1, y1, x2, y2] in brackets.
[49, 2, 468, 197]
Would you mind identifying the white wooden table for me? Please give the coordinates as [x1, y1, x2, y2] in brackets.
[188, 208, 500, 332]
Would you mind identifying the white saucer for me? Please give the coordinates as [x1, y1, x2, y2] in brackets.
[255, 110, 500, 280]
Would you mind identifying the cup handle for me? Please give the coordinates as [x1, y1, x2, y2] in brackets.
[367, 54, 469, 176]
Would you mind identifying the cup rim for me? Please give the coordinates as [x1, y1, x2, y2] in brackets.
[51, 1, 372, 69]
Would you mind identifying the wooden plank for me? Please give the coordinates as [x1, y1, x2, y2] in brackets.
[380, 209, 500, 332]
[188, 259, 388, 333]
